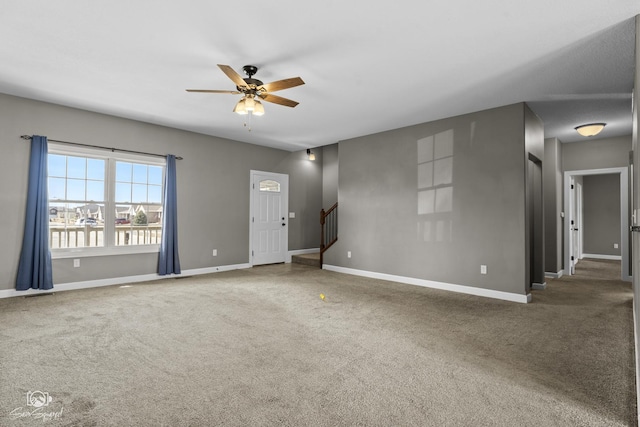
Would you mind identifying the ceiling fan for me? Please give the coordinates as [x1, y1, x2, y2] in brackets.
[186, 64, 305, 116]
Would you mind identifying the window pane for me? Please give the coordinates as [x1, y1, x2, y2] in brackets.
[115, 182, 131, 202]
[132, 184, 147, 203]
[87, 180, 104, 202]
[116, 204, 162, 246]
[49, 177, 65, 200]
[146, 204, 162, 224]
[67, 179, 86, 200]
[87, 158, 105, 180]
[148, 185, 162, 204]
[48, 202, 66, 249]
[259, 180, 280, 192]
[49, 202, 105, 249]
[148, 166, 163, 185]
[67, 156, 86, 179]
[116, 162, 132, 182]
[48, 155, 66, 177]
[133, 164, 147, 184]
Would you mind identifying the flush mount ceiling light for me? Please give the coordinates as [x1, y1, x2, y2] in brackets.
[575, 123, 606, 137]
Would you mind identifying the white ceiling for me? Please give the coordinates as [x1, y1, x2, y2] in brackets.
[0, 2, 637, 151]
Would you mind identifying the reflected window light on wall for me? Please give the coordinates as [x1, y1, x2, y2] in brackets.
[417, 129, 454, 242]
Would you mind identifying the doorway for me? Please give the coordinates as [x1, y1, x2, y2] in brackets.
[563, 167, 629, 281]
[249, 170, 289, 265]
[528, 155, 544, 289]
[568, 177, 583, 274]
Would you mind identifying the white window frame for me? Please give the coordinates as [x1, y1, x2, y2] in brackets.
[48, 143, 166, 259]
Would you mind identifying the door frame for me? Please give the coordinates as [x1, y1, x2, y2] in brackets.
[563, 167, 630, 281]
[249, 170, 289, 266]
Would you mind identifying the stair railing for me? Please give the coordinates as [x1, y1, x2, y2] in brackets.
[320, 202, 338, 267]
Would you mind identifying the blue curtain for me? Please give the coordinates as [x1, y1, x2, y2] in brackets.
[158, 154, 181, 275]
[16, 135, 53, 290]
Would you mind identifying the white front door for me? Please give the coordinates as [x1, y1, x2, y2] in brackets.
[250, 171, 288, 265]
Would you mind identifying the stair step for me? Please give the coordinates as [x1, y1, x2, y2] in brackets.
[292, 253, 320, 268]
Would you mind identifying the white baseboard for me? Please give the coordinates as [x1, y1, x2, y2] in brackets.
[323, 265, 531, 304]
[545, 270, 564, 279]
[0, 263, 251, 299]
[531, 282, 547, 290]
[286, 248, 319, 263]
[581, 253, 622, 260]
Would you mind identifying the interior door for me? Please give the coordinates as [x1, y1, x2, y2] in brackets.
[251, 171, 288, 265]
[569, 178, 583, 274]
[570, 177, 578, 274]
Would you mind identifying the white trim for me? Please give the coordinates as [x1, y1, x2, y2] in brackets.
[531, 282, 547, 290]
[323, 265, 531, 304]
[52, 244, 160, 259]
[286, 248, 320, 263]
[0, 263, 251, 299]
[581, 253, 622, 261]
[563, 167, 630, 282]
[545, 270, 564, 279]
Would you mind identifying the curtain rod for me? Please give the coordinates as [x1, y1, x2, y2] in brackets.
[20, 135, 183, 160]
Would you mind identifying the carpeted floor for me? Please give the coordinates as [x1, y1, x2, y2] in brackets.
[0, 259, 636, 426]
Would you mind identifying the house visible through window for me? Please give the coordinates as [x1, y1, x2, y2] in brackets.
[47, 144, 165, 256]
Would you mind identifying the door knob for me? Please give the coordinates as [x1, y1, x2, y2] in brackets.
[282, 223, 286, 226]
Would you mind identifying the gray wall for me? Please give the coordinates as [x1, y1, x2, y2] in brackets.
[544, 138, 563, 273]
[582, 174, 621, 256]
[322, 143, 339, 209]
[562, 135, 632, 171]
[0, 93, 322, 290]
[324, 103, 543, 296]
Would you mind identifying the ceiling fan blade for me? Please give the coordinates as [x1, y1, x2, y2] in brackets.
[259, 93, 299, 108]
[218, 64, 249, 88]
[259, 77, 305, 93]
[186, 89, 241, 94]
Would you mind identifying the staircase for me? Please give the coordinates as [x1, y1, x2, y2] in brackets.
[291, 202, 338, 269]
[291, 252, 320, 267]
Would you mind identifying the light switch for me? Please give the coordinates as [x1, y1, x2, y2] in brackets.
[289, 212, 295, 218]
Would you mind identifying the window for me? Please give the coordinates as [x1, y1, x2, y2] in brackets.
[259, 179, 281, 192]
[47, 144, 165, 257]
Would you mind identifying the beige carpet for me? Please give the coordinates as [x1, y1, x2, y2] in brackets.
[0, 259, 636, 426]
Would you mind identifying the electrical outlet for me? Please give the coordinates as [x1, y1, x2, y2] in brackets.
[212, 249, 217, 256]
[347, 251, 352, 258]
[614, 243, 619, 249]
[73, 259, 80, 268]
[480, 265, 487, 275]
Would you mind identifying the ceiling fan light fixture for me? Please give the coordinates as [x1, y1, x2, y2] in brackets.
[575, 123, 606, 137]
[244, 95, 256, 112]
[233, 98, 248, 115]
[253, 100, 265, 116]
